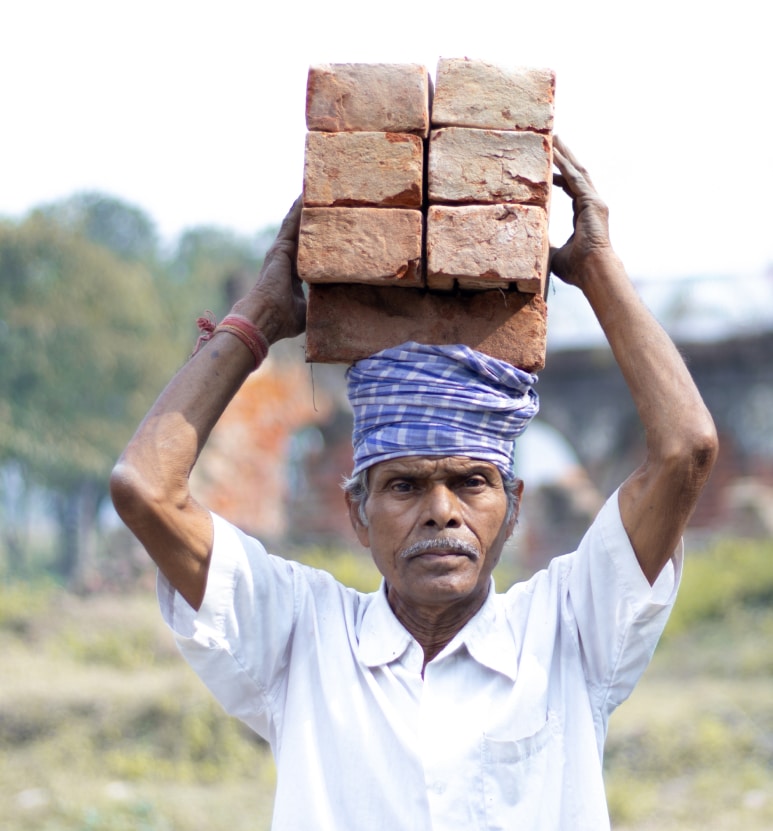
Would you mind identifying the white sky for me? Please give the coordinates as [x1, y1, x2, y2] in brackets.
[1, 0, 771, 280]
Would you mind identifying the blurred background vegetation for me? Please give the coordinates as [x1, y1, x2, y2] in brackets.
[0, 192, 272, 589]
[1, 191, 772, 829]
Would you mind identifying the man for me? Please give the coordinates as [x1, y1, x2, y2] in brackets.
[111, 137, 718, 829]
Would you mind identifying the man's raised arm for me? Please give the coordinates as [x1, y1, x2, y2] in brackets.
[110, 199, 306, 610]
[550, 138, 718, 583]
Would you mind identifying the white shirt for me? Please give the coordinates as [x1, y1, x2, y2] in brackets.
[158, 490, 681, 830]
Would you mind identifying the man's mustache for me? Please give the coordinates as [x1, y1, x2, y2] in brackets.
[399, 537, 480, 560]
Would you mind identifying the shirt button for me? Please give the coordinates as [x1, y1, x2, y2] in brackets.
[431, 781, 446, 795]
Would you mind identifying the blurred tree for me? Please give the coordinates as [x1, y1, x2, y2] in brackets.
[0, 463, 32, 576]
[168, 225, 276, 325]
[0, 214, 180, 585]
[0, 195, 287, 588]
[36, 191, 159, 262]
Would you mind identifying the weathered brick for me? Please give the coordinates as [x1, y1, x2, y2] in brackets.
[305, 283, 547, 371]
[306, 63, 431, 135]
[297, 207, 423, 287]
[426, 204, 549, 294]
[432, 58, 555, 132]
[304, 132, 423, 208]
[428, 127, 552, 206]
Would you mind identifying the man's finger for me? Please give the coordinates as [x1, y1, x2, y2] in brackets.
[553, 136, 586, 173]
[548, 243, 571, 279]
[275, 196, 303, 242]
[552, 172, 569, 192]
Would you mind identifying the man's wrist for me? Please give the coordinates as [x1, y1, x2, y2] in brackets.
[580, 245, 620, 271]
[214, 315, 269, 370]
[229, 293, 284, 345]
[576, 246, 625, 291]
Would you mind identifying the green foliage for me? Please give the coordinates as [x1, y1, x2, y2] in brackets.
[665, 536, 773, 637]
[36, 191, 160, 263]
[164, 224, 273, 338]
[172, 225, 268, 279]
[297, 546, 381, 593]
[605, 773, 659, 826]
[9, 798, 174, 831]
[605, 689, 773, 829]
[602, 538, 773, 829]
[0, 579, 55, 634]
[56, 625, 162, 670]
[0, 194, 262, 581]
[78, 801, 172, 831]
[0, 191, 279, 584]
[0, 215, 178, 487]
[606, 709, 760, 779]
[103, 695, 268, 784]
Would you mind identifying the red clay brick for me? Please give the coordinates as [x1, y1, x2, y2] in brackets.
[305, 283, 547, 371]
[297, 207, 423, 287]
[432, 58, 555, 132]
[304, 132, 423, 208]
[426, 204, 549, 294]
[306, 63, 431, 135]
[428, 128, 552, 206]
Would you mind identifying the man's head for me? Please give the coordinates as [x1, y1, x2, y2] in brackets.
[345, 454, 523, 615]
[344, 342, 538, 618]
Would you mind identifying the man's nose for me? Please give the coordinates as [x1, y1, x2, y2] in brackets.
[422, 484, 462, 529]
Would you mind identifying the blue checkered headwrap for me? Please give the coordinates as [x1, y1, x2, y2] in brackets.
[346, 342, 539, 477]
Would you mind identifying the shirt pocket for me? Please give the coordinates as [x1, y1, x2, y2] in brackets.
[481, 710, 563, 830]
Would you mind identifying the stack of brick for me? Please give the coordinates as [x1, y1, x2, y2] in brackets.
[427, 58, 554, 296]
[299, 62, 429, 287]
[298, 59, 555, 372]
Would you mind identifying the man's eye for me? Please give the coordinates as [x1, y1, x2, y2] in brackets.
[462, 476, 487, 489]
[390, 481, 415, 493]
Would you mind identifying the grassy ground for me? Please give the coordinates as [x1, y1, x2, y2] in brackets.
[605, 607, 773, 829]
[1, 540, 772, 830]
[1, 586, 276, 831]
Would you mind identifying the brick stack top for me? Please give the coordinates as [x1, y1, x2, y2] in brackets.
[298, 58, 555, 372]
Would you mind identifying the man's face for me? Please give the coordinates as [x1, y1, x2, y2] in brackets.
[348, 455, 520, 618]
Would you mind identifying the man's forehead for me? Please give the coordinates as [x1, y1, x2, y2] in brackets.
[370, 455, 500, 478]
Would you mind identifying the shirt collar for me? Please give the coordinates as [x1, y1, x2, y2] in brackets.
[358, 579, 519, 682]
[446, 580, 519, 682]
[358, 581, 415, 668]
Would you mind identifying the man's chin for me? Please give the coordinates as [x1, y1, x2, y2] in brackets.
[399, 570, 489, 607]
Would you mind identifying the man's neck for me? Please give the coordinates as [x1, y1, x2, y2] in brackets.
[385, 585, 488, 671]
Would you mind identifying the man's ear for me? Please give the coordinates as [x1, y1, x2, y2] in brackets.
[505, 479, 525, 539]
[345, 491, 370, 547]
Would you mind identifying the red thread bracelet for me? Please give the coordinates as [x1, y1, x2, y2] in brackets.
[190, 312, 269, 371]
[191, 310, 217, 357]
[215, 314, 269, 370]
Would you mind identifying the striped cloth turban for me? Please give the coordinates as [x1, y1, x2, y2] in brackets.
[346, 342, 539, 477]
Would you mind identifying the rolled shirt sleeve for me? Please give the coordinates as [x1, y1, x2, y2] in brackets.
[565, 488, 683, 716]
[157, 513, 301, 742]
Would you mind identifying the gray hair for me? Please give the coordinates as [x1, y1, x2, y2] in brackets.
[342, 468, 522, 528]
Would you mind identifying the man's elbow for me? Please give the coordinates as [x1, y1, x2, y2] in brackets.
[109, 458, 165, 532]
[674, 417, 720, 492]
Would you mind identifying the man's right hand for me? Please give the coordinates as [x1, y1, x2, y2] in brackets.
[234, 197, 307, 346]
